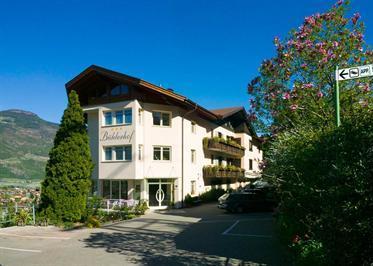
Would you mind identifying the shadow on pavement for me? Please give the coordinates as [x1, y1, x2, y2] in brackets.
[82, 203, 288, 265]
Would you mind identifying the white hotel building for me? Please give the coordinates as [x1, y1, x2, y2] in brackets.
[66, 65, 263, 208]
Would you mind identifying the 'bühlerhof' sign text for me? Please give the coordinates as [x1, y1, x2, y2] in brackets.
[100, 129, 134, 143]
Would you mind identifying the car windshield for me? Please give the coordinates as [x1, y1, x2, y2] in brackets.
[219, 193, 230, 200]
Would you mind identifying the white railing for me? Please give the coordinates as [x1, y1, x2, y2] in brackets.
[103, 199, 139, 213]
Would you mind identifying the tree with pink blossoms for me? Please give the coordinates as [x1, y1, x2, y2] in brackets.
[248, 0, 372, 134]
[252, 1, 373, 265]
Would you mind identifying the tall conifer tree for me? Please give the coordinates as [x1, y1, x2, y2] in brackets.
[40, 90, 93, 223]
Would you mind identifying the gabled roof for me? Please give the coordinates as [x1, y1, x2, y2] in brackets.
[65, 65, 258, 136]
[210, 106, 244, 119]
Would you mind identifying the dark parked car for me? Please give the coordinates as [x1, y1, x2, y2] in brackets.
[218, 188, 277, 213]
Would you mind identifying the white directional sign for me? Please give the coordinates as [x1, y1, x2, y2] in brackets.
[336, 64, 373, 81]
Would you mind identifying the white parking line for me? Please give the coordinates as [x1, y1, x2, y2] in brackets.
[224, 233, 272, 238]
[222, 220, 240, 235]
[0, 232, 70, 240]
[201, 218, 273, 224]
[0, 246, 42, 253]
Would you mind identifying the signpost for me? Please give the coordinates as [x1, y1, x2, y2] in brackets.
[335, 64, 373, 127]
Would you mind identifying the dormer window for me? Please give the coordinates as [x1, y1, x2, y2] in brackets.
[110, 84, 129, 96]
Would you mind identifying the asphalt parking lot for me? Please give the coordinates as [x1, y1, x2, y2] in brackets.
[0, 204, 287, 266]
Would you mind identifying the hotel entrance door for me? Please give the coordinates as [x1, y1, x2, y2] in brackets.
[148, 179, 173, 208]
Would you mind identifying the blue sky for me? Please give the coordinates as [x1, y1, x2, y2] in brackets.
[0, 0, 372, 123]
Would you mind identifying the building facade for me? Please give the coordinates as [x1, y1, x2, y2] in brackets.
[66, 65, 263, 208]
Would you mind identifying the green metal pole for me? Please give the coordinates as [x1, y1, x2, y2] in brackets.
[335, 66, 341, 127]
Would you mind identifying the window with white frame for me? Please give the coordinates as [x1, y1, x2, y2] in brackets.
[103, 145, 132, 161]
[152, 111, 171, 126]
[153, 146, 171, 161]
[191, 121, 196, 133]
[104, 112, 113, 126]
[103, 108, 132, 126]
[191, 149, 196, 163]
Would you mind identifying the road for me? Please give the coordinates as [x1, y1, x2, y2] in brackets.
[0, 203, 288, 265]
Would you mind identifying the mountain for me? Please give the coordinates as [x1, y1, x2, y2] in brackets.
[0, 109, 58, 184]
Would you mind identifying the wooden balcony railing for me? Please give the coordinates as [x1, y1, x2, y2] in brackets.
[203, 137, 245, 158]
[203, 166, 245, 179]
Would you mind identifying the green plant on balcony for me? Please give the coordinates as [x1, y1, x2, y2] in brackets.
[203, 165, 244, 173]
[203, 136, 245, 150]
[202, 137, 209, 149]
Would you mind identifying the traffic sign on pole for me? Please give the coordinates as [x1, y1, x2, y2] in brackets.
[334, 63, 372, 127]
[336, 64, 373, 81]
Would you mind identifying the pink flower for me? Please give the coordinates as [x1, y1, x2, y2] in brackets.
[290, 104, 298, 111]
[302, 83, 314, 89]
[249, 112, 257, 121]
[282, 92, 291, 100]
[333, 41, 339, 48]
[305, 16, 316, 26]
[317, 91, 324, 98]
[359, 83, 370, 92]
[250, 99, 257, 108]
[352, 13, 360, 25]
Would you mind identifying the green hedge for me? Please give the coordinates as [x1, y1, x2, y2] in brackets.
[265, 109, 373, 265]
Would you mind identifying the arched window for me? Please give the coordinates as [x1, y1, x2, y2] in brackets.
[110, 84, 129, 96]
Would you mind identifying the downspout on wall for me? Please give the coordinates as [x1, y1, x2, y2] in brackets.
[181, 104, 198, 207]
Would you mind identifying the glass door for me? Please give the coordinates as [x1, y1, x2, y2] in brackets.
[148, 179, 173, 207]
[148, 184, 159, 207]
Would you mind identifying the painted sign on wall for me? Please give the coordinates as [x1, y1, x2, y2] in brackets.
[100, 129, 134, 142]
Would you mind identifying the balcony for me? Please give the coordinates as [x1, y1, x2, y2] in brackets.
[203, 165, 245, 179]
[203, 137, 245, 158]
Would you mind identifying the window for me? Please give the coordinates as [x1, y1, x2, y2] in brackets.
[153, 147, 161, 160]
[249, 159, 253, 170]
[211, 155, 214, 165]
[152, 111, 171, 126]
[153, 146, 171, 161]
[124, 109, 132, 124]
[115, 111, 123, 124]
[153, 112, 161, 126]
[115, 147, 124, 160]
[105, 147, 112, 160]
[249, 141, 253, 151]
[103, 180, 111, 199]
[110, 84, 129, 96]
[191, 149, 196, 163]
[124, 146, 132, 161]
[103, 108, 132, 126]
[102, 180, 128, 199]
[111, 180, 120, 199]
[191, 181, 196, 195]
[191, 121, 196, 133]
[163, 147, 170, 160]
[218, 132, 222, 138]
[104, 146, 132, 161]
[104, 112, 113, 126]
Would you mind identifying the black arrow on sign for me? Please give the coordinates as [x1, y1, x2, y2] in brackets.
[339, 69, 348, 80]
